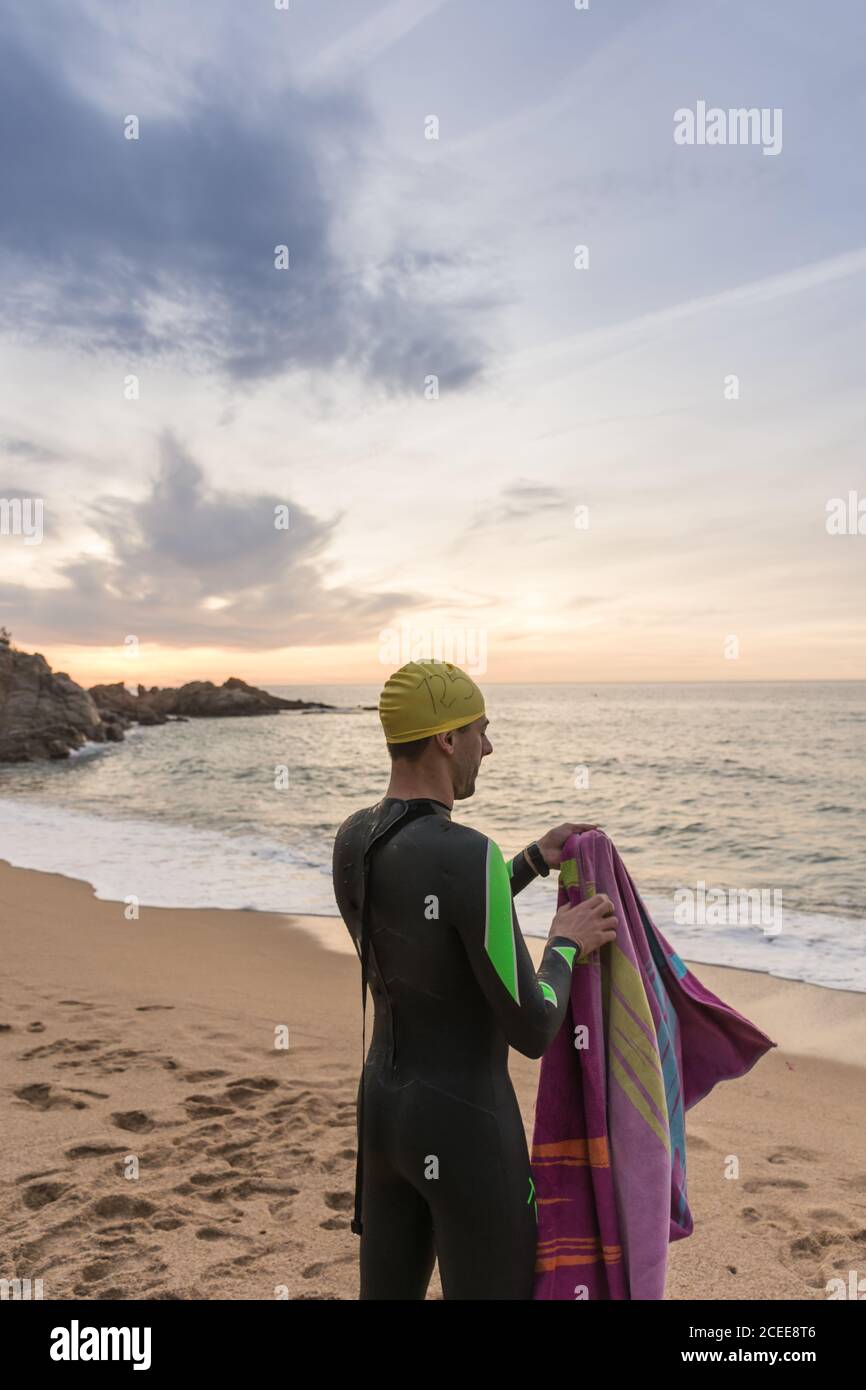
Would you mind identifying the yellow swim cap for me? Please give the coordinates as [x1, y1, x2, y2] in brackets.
[379, 659, 486, 744]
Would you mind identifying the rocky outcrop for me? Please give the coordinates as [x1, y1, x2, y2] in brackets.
[88, 683, 168, 726]
[89, 678, 334, 722]
[138, 678, 332, 718]
[0, 636, 338, 764]
[0, 643, 114, 762]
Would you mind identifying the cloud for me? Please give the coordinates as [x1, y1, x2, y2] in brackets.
[0, 435, 421, 649]
[460, 481, 568, 535]
[501, 245, 866, 381]
[303, 0, 454, 85]
[0, 9, 491, 392]
[0, 437, 58, 464]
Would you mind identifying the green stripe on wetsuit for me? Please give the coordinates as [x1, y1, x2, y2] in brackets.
[484, 840, 520, 1001]
[485, 842, 578, 1008]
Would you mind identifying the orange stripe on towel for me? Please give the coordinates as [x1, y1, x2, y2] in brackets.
[535, 1238, 622, 1272]
[535, 1249, 623, 1272]
[531, 1136, 610, 1166]
[536, 1238, 621, 1253]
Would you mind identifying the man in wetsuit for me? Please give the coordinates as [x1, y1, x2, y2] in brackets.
[332, 658, 618, 1300]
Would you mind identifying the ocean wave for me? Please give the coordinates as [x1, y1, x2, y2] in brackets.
[1, 794, 864, 991]
[66, 741, 112, 762]
[0, 797, 329, 916]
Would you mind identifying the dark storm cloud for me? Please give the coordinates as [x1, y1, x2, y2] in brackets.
[0, 435, 421, 649]
[0, 11, 491, 391]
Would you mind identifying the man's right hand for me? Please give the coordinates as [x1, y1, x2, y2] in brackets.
[548, 894, 618, 957]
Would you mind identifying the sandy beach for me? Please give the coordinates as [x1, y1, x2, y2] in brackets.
[1, 858, 864, 1302]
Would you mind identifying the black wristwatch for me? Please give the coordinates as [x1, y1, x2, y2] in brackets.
[524, 841, 550, 877]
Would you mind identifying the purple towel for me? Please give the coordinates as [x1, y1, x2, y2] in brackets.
[531, 830, 776, 1300]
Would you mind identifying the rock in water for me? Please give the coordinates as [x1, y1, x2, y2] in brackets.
[0, 644, 109, 762]
[91, 678, 335, 720]
[88, 682, 167, 726]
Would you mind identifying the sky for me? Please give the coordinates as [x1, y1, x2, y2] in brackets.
[1, 0, 865, 687]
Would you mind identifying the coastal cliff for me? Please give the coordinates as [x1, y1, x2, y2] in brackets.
[0, 639, 110, 762]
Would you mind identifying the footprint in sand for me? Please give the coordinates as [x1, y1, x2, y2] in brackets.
[211, 1139, 257, 1168]
[224, 1078, 279, 1108]
[784, 1225, 866, 1290]
[183, 1075, 279, 1121]
[91, 1195, 156, 1220]
[177, 1172, 238, 1200]
[282, 1147, 317, 1169]
[766, 1146, 819, 1164]
[7, 1065, 355, 1297]
[22, 1037, 181, 1076]
[66, 1142, 129, 1160]
[301, 1255, 355, 1279]
[740, 1202, 790, 1227]
[231, 1179, 300, 1201]
[323, 1191, 354, 1213]
[183, 1095, 235, 1119]
[135, 1005, 175, 1012]
[21, 1181, 70, 1210]
[110, 1110, 156, 1133]
[20, 1038, 104, 1061]
[742, 1177, 809, 1193]
[14, 1082, 87, 1111]
[320, 1149, 356, 1173]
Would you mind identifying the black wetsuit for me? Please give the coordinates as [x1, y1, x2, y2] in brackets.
[332, 796, 578, 1300]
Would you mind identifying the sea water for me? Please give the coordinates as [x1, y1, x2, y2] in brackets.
[0, 681, 863, 992]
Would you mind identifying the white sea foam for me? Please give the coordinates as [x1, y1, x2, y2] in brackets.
[0, 797, 331, 917]
[1, 795, 863, 991]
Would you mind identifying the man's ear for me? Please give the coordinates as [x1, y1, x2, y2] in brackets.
[435, 729, 456, 756]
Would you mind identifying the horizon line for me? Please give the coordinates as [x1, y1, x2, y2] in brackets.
[265, 677, 866, 687]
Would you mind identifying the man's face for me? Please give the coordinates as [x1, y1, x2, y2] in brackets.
[451, 715, 492, 800]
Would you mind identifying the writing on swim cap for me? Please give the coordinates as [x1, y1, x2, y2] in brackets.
[378, 659, 486, 743]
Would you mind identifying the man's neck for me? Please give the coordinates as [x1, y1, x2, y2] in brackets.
[385, 768, 454, 810]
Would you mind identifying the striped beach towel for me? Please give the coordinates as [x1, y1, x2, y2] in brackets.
[531, 830, 776, 1299]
